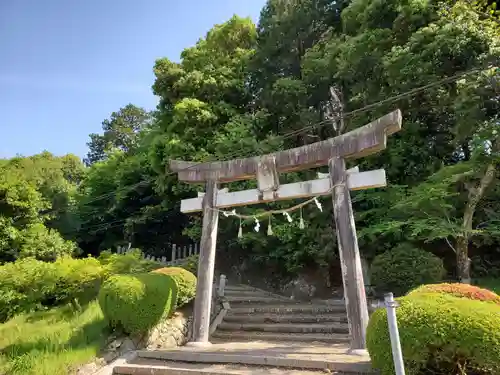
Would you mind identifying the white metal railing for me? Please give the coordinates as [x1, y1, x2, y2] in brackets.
[372, 293, 406, 374]
[384, 293, 406, 375]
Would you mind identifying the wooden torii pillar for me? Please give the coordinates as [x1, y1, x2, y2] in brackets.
[170, 109, 402, 351]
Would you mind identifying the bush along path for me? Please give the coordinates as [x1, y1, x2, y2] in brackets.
[367, 283, 500, 375]
[114, 282, 376, 375]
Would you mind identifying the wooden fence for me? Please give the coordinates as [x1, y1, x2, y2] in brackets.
[116, 243, 200, 266]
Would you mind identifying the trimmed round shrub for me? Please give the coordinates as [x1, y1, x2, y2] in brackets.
[53, 256, 105, 306]
[98, 273, 177, 334]
[180, 254, 199, 274]
[0, 258, 59, 322]
[367, 293, 500, 375]
[0, 256, 106, 322]
[152, 267, 197, 307]
[370, 243, 445, 296]
[408, 283, 500, 304]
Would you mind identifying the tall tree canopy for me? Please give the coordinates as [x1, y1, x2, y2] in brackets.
[85, 104, 152, 166]
[1, 0, 498, 284]
[0, 152, 83, 262]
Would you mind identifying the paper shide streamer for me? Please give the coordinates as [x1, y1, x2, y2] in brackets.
[299, 207, 305, 229]
[254, 217, 260, 233]
[267, 216, 273, 236]
[217, 195, 326, 238]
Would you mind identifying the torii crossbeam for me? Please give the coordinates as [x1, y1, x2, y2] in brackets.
[170, 109, 402, 352]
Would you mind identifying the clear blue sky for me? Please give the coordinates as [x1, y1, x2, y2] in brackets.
[0, 0, 266, 159]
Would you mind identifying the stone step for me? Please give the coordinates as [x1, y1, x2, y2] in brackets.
[134, 346, 372, 374]
[223, 286, 291, 299]
[228, 304, 347, 314]
[218, 322, 349, 334]
[224, 313, 348, 324]
[223, 290, 286, 299]
[210, 330, 350, 343]
[113, 359, 345, 375]
[223, 289, 266, 295]
[224, 296, 291, 304]
[223, 285, 256, 291]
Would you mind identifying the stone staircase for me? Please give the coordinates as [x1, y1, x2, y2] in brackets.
[211, 283, 351, 344]
[111, 283, 374, 375]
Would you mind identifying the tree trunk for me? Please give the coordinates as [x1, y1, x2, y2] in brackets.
[456, 235, 471, 284]
[458, 163, 497, 283]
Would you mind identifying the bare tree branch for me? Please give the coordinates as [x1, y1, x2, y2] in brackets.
[445, 237, 457, 254]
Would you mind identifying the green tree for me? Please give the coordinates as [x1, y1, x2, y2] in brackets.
[66, 0, 500, 285]
[0, 152, 83, 262]
[149, 15, 261, 207]
[361, 67, 500, 282]
[84, 104, 152, 166]
[299, 0, 499, 265]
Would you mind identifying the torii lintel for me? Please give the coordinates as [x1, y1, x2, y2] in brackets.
[169, 109, 401, 183]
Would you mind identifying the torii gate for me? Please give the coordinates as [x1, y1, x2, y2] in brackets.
[170, 109, 402, 352]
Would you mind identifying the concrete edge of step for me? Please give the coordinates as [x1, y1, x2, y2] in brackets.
[226, 306, 347, 314]
[93, 350, 138, 375]
[224, 285, 291, 301]
[224, 296, 291, 303]
[219, 321, 349, 327]
[135, 350, 372, 373]
[112, 363, 225, 375]
[217, 322, 350, 332]
[209, 332, 351, 343]
[313, 298, 379, 312]
[112, 363, 374, 375]
[223, 313, 348, 322]
[209, 301, 231, 335]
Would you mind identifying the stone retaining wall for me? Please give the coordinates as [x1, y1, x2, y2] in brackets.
[76, 307, 194, 374]
[77, 283, 224, 374]
[146, 308, 193, 349]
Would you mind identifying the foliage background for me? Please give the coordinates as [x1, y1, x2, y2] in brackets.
[0, 0, 498, 285]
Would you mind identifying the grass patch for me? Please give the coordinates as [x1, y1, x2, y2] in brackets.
[476, 278, 500, 294]
[0, 301, 107, 375]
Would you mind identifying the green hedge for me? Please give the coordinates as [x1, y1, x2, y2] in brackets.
[98, 273, 177, 334]
[0, 252, 170, 323]
[367, 293, 500, 375]
[0, 258, 56, 322]
[152, 267, 197, 307]
[52, 256, 105, 306]
[370, 243, 445, 296]
[0, 257, 105, 322]
[408, 282, 500, 304]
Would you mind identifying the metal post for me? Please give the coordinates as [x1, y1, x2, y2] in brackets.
[218, 274, 227, 297]
[384, 293, 405, 375]
[171, 244, 177, 263]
